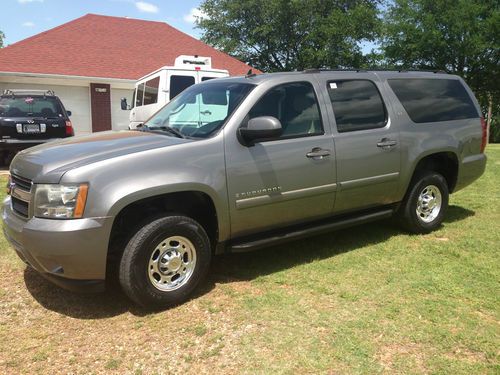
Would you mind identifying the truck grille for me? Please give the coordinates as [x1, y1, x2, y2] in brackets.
[10, 174, 32, 218]
[11, 174, 32, 191]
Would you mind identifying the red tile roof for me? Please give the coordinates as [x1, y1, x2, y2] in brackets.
[0, 14, 258, 80]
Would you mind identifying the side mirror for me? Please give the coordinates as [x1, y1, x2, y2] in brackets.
[120, 97, 130, 110]
[66, 110, 72, 117]
[238, 116, 282, 146]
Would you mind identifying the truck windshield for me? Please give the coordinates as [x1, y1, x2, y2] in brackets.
[144, 81, 255, 139]
[0, 96, 64, 118]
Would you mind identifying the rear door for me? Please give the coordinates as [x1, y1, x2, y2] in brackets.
[317, 73, 401, 213]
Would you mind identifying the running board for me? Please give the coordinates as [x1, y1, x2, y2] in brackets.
[229, 208, 394, 253]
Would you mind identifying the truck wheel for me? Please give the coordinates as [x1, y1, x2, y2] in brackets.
[119, 215, 211, 308]
[398, 171, 449, 234]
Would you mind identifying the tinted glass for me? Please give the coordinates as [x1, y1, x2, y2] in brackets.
[135, 83, 144, 107]
[170, 75, 195, 99]
[388, 79, 478, 123]
[249, 82, 323, 138]
[327, 80, 386, 132]
[201, 77, 215, 82]
[0, 96, 64, 118]
[145, 82, 254, 139]
[143, 76, 160, 105]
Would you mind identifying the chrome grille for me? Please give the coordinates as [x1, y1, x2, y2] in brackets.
[10, 174, 32, 218]
[11, 174, 32, 191]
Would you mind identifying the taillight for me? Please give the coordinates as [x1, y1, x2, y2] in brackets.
[6, 174, 12, 195]
[480, 117, 487, 153]
[65, 120, 74, 136]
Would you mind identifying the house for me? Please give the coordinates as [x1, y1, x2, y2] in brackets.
[0, 14, 255, 135]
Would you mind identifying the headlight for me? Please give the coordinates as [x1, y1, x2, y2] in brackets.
[34, 184, 88, 219]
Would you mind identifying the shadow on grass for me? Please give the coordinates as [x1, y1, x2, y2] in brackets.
[23, 204, 474, 318]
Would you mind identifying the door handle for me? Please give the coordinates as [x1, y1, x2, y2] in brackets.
[306, 147, 331, 159]
[377, 138, 397, 149]
[200, 110, 212, 115]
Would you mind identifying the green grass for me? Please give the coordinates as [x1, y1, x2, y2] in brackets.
[0, 146, 499, 374]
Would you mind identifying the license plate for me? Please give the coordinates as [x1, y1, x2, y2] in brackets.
[23, 124, 40, 133]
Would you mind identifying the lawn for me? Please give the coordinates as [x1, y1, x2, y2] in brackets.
[0, 146, 499, 374]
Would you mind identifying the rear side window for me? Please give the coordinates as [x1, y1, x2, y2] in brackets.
[0, 96, 64, 118]
[327, 80, 386, 133]
[388, 79, 478, 123]
[143, 76, 160, 105]
[248, 81, 323, 138]
[170, 75, 195, 99]
[201, 77, 215, 82]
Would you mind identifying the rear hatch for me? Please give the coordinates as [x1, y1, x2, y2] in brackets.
[0, 95, 68, 140]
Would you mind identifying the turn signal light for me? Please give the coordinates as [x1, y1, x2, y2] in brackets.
[480, 117, 487, 153]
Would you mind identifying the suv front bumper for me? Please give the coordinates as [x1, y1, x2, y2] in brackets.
[2, 196, 113, 292]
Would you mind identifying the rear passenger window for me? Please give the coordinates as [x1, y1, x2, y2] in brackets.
[388, 79, 478, 123]
[143, 76, 160, 105]
[135, 83, 145, 107]
[327, 80, 386, 133]
[170, 75, 195, 99]
[248, 82, 323, 138]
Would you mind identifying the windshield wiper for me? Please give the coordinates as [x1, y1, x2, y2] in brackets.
[146, 125, 185, 138]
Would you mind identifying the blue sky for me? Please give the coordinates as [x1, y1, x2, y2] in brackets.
[1, 0, 378, 53]
[1, 0, 204, 46]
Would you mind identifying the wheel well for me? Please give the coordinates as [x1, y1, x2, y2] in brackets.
[106, 191, 218, 274]
[412, 152, 458, 193]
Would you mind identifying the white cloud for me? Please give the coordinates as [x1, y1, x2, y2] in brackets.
[183, 8, 206, 24]
[18, 0, 44, 3]
[135, 1, 158, 13]
[22, 21, 35, 27]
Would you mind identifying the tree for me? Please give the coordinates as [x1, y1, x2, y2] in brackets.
[0, 30, 4, 48]
[381, 0, 500, 141]
[197, 0, 382, 72]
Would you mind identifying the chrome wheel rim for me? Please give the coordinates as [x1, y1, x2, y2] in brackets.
[416, 185, 442, 223]
[147, 236, 197, 291]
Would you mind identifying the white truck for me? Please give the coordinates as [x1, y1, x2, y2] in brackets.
[121, 55, 229, 129]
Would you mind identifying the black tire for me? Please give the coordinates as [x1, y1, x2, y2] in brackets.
[397, 171, 449, 234]
[119, 215, 211, 308]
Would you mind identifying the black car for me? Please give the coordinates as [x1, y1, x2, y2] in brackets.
[0, 89, 74, 163]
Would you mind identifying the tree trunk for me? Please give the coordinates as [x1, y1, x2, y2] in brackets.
[487, 94, 493, 144]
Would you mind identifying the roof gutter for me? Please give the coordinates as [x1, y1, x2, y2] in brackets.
[0, 71, 136, 84]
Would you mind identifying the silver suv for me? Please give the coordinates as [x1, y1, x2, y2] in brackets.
[2, 71, 487, 307]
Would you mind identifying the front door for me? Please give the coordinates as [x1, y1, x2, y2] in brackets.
[318, 76, 401, 213]
[224, 80, 337, 238]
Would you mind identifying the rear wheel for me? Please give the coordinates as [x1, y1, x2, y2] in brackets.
[398, 171, 449, 234]
[119, 215, 211, 308]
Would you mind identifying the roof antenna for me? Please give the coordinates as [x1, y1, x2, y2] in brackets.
[245, 69, 256, 78]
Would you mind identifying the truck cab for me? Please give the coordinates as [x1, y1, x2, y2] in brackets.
[123, 55, 229, 129]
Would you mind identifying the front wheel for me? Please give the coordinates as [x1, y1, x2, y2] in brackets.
[397, 171, 449, 234]
[119, 215, 211, 308]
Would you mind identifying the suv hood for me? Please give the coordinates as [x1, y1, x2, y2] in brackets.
[10, 130, 191, 183]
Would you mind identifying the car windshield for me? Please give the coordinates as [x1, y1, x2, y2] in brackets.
[144, 81, 255, 139]
[0, 96, 65, 118]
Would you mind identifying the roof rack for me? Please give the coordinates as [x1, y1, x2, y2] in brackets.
[2, 89, 56, 97]
[302, 68, 447, 74]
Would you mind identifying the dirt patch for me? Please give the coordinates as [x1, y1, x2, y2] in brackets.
[377, 342, 428, 374]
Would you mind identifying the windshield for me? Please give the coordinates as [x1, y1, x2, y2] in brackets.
[144, 81, 255, 139]
[0, 96, 65, 118]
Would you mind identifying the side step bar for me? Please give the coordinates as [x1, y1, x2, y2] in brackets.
[229, 208, 394, 253]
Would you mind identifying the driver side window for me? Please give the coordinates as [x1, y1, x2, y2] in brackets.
[248, 82, 323, 138]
